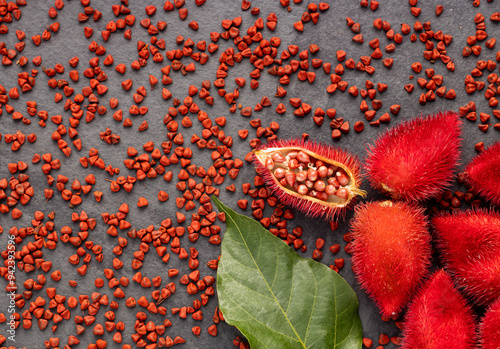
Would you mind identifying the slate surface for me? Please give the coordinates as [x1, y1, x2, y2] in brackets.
[0, 0, 499, 348]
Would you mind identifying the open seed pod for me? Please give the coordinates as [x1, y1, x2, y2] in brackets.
[253, 138, 366, 221]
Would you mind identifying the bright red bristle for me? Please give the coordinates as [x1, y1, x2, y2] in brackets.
[350, 201, 431, 317]
[479, 297, 500, 349]
[465, 140, 500, 206]
[365, 111, 462, 202]
[401, 269, 477, 349]
[253, 138, 364, 221]
[432, 209, 500, 307]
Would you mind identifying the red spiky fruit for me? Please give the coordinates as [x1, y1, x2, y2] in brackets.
[350, 201, 431, 317]
[479, 297, 500, 349]
[253, 138, 365, 221]
[432, 209, 500, 306]
[465, 140, 500, 206]
[401, 269, 477, 349]
[365, 111, 462, 201]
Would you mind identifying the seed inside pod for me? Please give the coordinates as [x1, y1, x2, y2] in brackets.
[253, 138, 365, 221]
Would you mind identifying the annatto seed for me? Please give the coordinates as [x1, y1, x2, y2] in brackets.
[354, 121, 365, 132]
[0, 1, 497, 347]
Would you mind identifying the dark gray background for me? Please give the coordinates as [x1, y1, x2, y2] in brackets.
[0, 0, 499, 348]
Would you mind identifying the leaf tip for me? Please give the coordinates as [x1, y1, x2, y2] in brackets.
[211, 195, 224, 211]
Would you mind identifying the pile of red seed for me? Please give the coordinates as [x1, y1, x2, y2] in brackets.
[1, 0, 500, 348]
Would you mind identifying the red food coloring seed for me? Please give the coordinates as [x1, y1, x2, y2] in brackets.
[0, 0, 497, 347]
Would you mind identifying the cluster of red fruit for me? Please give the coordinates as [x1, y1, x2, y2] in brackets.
[255, 111, 500, 348]
[351, 111, 500, 348]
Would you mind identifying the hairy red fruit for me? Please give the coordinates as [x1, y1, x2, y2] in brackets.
[433, 209, 500, 306]
[253, 138, 365, 221]
[402, 270, 477, 349]
[479, 297, 500, 349]
[465, 140, 500, 206]
[350, 201, 431, 317]
[365, 111, 462, 201]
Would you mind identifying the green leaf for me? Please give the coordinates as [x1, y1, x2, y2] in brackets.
[213, 196, 363, 349]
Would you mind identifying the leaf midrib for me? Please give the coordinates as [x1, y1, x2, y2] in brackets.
[221, 204, 308, 349]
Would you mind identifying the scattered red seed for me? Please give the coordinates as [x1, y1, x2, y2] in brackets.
[0, 0, 496, 347]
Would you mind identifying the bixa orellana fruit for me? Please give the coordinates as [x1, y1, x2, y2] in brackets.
[349, 201, 431, 317]
[478, 297, 500, 349]
[432, 209, 500, 307]
[253, 138, 365, 221]
[365, 111, 462, 202]
[464, 140, 500, 206]
[401, 269, 477, 349]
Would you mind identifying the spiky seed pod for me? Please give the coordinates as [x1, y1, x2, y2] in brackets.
[350, 201, 431, 317]
[365, 111, 462, 202]
[401, 270, 477, 349]
[479, 297, 500, 349]
[465, 140, 500, 206]
[253, 138, 366, 221]
[432, 209, 500, 307]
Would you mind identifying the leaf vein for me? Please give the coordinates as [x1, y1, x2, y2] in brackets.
[303, 261, 317, 346]
[224, 273, 274, 301]
[269, 239, 279, 290]
[284, 260, 294, 314]
[225, 295, 301, 343]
